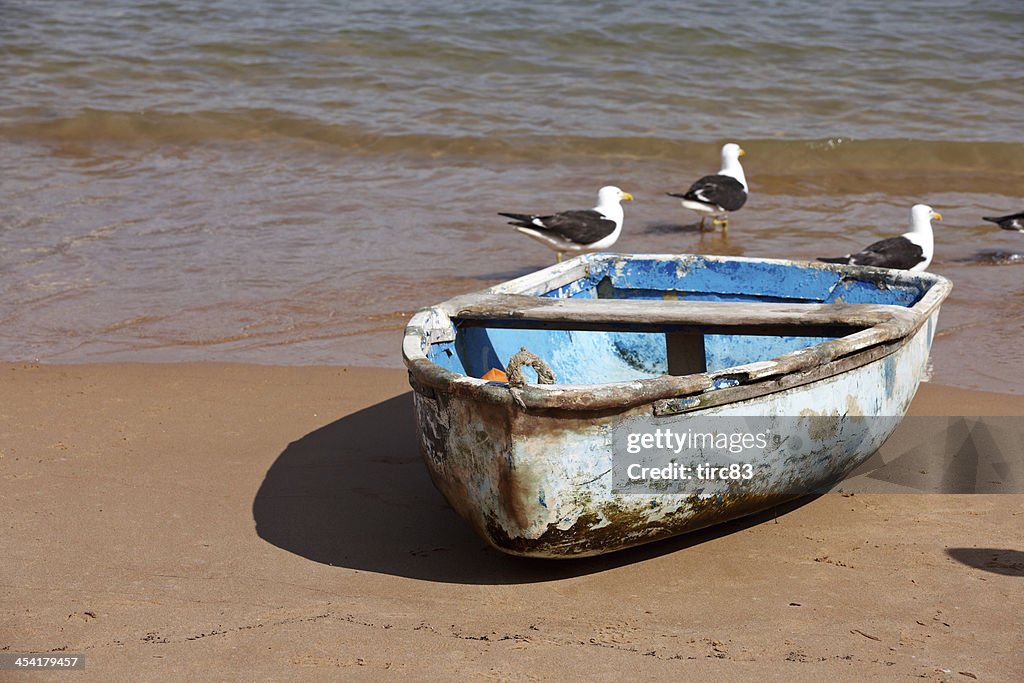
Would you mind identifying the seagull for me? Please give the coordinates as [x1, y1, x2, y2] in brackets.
[818, 204, 942, 272]
[982, 211, 1024, 233]
[499, 186, 634, 263]
[667, 143, 748, 230]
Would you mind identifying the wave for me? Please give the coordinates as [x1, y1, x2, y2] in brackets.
[3, 108, 1022, 189]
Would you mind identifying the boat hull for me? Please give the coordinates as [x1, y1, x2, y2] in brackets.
[404, 253, 950, 558]
[412, 317, 933, 557]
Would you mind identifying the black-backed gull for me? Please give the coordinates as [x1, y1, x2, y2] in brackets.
[818, 204, 942, 272]
[499, 185, 633, 262]
[667, 143, 747, 230]
[983, 211, 1024, 232]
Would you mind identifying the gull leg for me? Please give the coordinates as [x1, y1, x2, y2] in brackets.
[698, 215, 708, 231]
[556, 252, 564, 264]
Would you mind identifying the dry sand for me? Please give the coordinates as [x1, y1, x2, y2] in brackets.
[1, 363, 1022, 680]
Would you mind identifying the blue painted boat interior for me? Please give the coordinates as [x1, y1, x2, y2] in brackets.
[427, 257, 928, 384]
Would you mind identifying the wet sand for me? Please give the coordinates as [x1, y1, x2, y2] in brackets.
[2, 363, 1022, 680]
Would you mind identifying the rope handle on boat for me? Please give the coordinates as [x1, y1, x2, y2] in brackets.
[506, 347, 556, 388]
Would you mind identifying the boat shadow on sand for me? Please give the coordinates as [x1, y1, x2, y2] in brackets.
[945, 548, 1024, 577]
[252, 392, 817, 585]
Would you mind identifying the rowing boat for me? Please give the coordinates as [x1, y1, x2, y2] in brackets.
[403, 253, 951, 558]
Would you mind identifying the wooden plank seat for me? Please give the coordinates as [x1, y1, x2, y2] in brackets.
[445, 293, 917, 338]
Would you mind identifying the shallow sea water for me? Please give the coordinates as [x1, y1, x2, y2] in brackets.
[2, 0, 1023, 391]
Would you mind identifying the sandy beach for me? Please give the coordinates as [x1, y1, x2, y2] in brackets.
[2, 363, 1021, 680]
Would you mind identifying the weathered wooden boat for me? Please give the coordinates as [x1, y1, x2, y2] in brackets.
[403, 253, 952, 558]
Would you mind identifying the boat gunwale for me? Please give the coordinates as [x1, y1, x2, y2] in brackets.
[403, 253, 952, 413]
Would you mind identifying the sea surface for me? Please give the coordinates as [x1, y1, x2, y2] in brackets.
[2, 0, 1023, 392]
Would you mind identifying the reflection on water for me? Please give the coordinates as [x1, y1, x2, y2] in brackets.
[953, 249, 1024, 266]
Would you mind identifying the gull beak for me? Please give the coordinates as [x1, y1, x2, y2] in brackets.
[932, 211, 942, 221]
[622, 192, 634, 201]
[738, 148, 746, 157]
